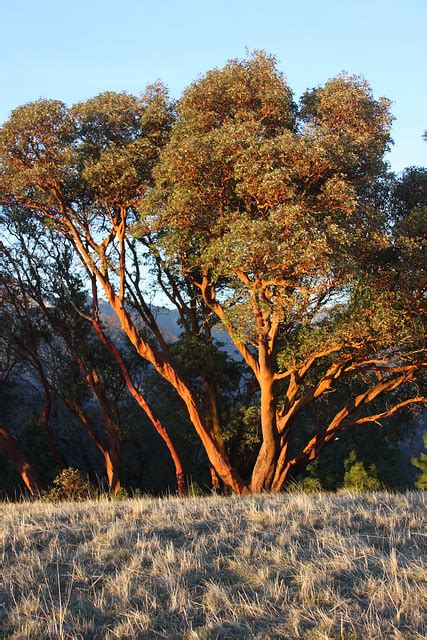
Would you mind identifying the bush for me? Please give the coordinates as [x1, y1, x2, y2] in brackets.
[112, 487, 129, 501]
[290, 461, 323, 493]
[343, 451, 381, 491]
[44, 468, 96, 502]
[297, 476, 323, 493]
[412, 433, 427, 490]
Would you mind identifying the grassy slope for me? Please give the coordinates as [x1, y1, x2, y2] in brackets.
[0, 492, 425, 639]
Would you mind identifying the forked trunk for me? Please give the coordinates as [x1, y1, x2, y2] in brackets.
[0, 425, 42, 495]
[104, 290, 248, 494]
[250, 354, 279, 493]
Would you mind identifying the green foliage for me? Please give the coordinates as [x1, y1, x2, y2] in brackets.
[224, 405, 261, 472]
[143, 53, 392, 284]
[295, 470, 323, 494]
[412, 433, 427, 490]
[43, 468, 96, 502]
[169, 335, 240, 390]
[112, 486, 130, 501]
[343, 451, 381, 491]
[0, 85, 173, 211]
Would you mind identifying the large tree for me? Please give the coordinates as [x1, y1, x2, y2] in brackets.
[0, 53, 425, 494]
[141, 52, 426, 491]
[0, 83, 249, 493]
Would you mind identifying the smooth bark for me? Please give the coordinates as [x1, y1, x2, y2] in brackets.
[0, 425, 42, 494]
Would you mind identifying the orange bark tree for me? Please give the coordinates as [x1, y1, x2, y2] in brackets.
[0, 425, 42, 495]
[0, 244, 124, 492]
[140, 52, 426, 491]
[0, 86, 247, 493]
[0, 54, 425, 493]
[0, 267, 64, 471]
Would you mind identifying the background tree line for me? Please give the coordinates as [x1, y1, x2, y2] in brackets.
[0, 52, 425, 497]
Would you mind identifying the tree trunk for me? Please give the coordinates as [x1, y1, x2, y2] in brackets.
[103, 289, 248, 494]
[0, 425, 42, 495]
[34, 359, 64, 470]
[91, 317, 187, 495]
[250, 348, 279, 493]
[91, 389, 122, 496]
[204, 379, 226, 454]
[104, 447, 121, 495]
[204, 378, 228, 493]
[66, 400, 122, 495]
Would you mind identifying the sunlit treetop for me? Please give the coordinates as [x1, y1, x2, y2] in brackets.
[0, 83, 173, 211]
[141, 52, 393, 290]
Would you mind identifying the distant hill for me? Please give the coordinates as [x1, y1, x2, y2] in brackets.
[97, 299, 237, 354]
[98, 299, 181, 343]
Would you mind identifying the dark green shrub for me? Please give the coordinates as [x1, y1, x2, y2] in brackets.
[412, 433, 427, 490]
[342, 451, 381, 490]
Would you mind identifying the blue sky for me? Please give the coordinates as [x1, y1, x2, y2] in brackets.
[0, 0, 425, 171]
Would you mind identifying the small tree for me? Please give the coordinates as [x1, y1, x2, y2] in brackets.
[44, 468, 95, 502]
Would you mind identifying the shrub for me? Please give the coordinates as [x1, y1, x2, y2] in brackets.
[290, 462, 323, 493]
[112, 487, 129, 501]
[298, 476, 323, 493]
[343, 451, 381, 490]
[43, 468, 96, 502]
[412, 433, 427, 490]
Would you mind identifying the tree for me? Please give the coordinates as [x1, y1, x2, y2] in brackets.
[141, 52, 426, 491]
[0, 314, 43, 495]
[0, 266, 64, 471]
[0, 85, 247, 493]
[0, 424, 42, 495]
[0, 53, 425, 494]
[1, 219, 187, 495]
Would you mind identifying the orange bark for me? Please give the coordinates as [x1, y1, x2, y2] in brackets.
[65, 399, 121, 494]
[250, 369, 278, 492]
[101, 287, 247, 494]
[271, 367, 424, 491]
[91, 314, 187, 495]
[56, 213, 248, 494]
[0, 425, 42, 495]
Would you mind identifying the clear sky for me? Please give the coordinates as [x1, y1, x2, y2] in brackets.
[0, 0, 425, 171]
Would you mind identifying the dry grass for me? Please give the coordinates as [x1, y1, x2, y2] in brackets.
[0, 491, 425, 639]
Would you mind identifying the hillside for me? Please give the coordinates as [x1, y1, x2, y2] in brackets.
[1, 492, 425, 639]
